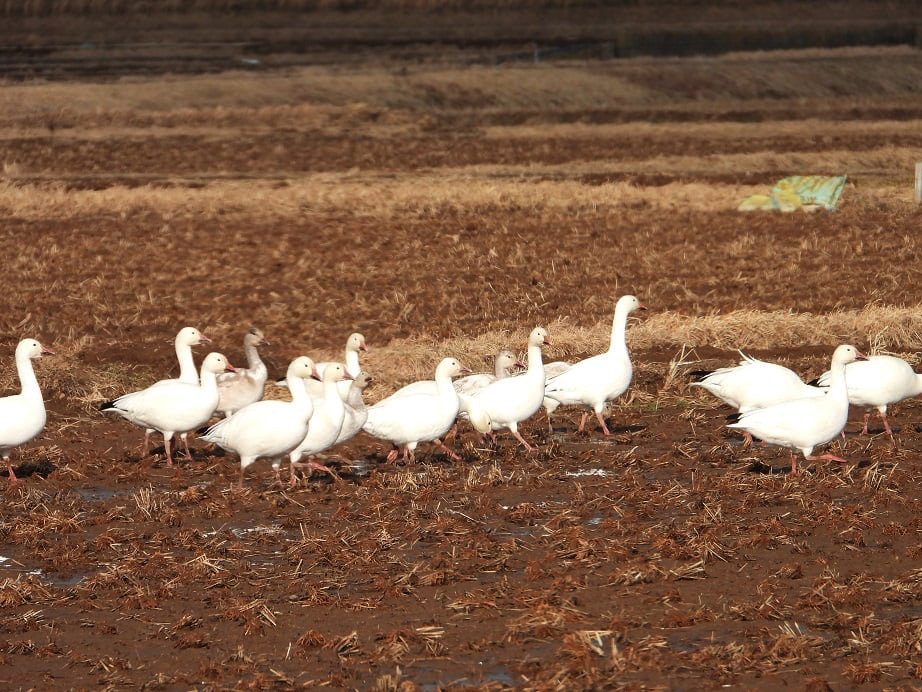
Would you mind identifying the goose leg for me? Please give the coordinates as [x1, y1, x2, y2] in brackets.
[804, 453, 848, 466]
[163, 434, 174, 467]
[444, 425, 458, 443]
[4, 455, 19, 483]
[790, 451, 798, 475]
[237, 465, 246, 489]
[386, 447, 400, 463]
[434, 438, 461, 461]
[740, 431, 754, 448]
[180, 432, 193, 461]
[546, 410, 554, 433]
[577, 412, 589, 433]
[880, 410, 894, 438]
[509, 425, 535, 452]
[595, 411, 612, 436]
[860, 413, 871, 436]
[142, 429, 152, 458]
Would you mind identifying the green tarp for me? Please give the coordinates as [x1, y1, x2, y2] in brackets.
[738, 175, 847, 212]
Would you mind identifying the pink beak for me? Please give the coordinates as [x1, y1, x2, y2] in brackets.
[310, 368, 322, 381]
[514, 359, 526, 369]
[198, 334, 213, 345]
[259, 338, 271, 347]
[543, 337, 552, 346]
[360, 341, 369, 353]
[225, 363, 238, 373]
[855, 350, 869, 361]
[459, 365, 473, 375]
[40, 345, 55, 356]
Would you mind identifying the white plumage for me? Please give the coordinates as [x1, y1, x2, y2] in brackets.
[102, 352, 234, 467]
[333, 371, 374, 447]
[0, 339, 54, 483]
[469, 327, 551, 451]
[728, 344, 866, 474]
[814, 354, 922, 437]
[363, 358, 470, 462]
[289, 363, 352, 482]
[201, 357, 318, 488]
[306, 332, 368, 400]
[692, 351, 823, 413]
[216, 327, 270, 417]
[543, 295, 645, 435]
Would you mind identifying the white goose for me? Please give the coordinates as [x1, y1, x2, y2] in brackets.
[691, 351, 824, 414]
[102, 352, 235, 467]
[289, 363, 352, 483]
[538, 360, 573, 432]
[333, 371, 374, 447]
[363, 358, 470, 462]
[134, 327, 213, 458]
[303, 332, 369, 400]
[728, 344, 866, 474]
[216, 327, 270, 417]
[469, 327, 551, 451]
[543, 296, 645, 435]
[813, 354, 922, 438]
[201, 357, 318, 488]
[454, 350, 524, 396]
[0, 339, 54, 483]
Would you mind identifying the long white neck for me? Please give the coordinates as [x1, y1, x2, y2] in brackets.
[323, 377, 343, 408]
[526, 343, 544, 376]
[494, 359, 507, 379]
[198, 367, 219, 395]
[826, 358, 851, 403]
[344, 349, 360, 378]
[608, 305, 630, 355]
[176, 341, 198, 383]
[16, 351, 41, 400]
[287, 375, 312, 415]
[435, 367, 457, 398]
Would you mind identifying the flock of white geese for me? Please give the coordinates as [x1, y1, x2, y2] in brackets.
[1, 295, 921, 486]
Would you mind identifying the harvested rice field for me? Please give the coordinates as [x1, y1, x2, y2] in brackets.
[3, 3, 922, 689]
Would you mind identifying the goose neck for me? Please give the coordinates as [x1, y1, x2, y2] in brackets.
[526, 344, 544, 374]
[608, 307, 629, 354]
[345, 351, 360, 377]
[244, 341, 263, 371]
[176, 342, 198, 383]
[16, 352, 41, 399]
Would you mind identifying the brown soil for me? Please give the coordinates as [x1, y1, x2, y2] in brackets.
[3, 8, 922, 691]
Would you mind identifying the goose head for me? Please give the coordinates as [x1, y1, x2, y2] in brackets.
[202, 352, 236, 374]
[347, 333, 369, 353]
[17, 338, 54, 359]
[245, 327, 270, 347]
[436, 358, 472, 379]
[287, 356, 319, 382]
[177, 326, 212, 347]
[353, 371, 374, 390]
[617, 295, 647, 314]
[323, 363, 353, 382]
[832, 344, 868, 367]
[497, 349, 525, 373]
[528, 327, 551, 348]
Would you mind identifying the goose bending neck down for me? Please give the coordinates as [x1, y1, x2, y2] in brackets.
[102, 352, 236, 467]
[201, 357, 319, 488]
[728, 344, 866, 474]
[0, 339, 54, 483]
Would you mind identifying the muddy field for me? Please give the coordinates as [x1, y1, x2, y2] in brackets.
[3, 7, 922, 690]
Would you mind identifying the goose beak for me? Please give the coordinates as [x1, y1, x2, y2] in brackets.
[343, 371, 355, 381]
[259, 338, 270, 347]
[198, 334, 213, 345]
[40, 345, 55, 356]
[543, 336, 552, 346]
[225, 363, 238, 373]
[514, 359, 527, 369]
[638, 304, 649, 311]
[360, 342, 369, 352]
[310, 368, 322, 381]
[459, 365, 473, 375]
[855, 350, 869, 361]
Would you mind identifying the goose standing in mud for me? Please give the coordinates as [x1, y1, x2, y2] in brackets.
[543, 295, 645, 435]
[0, 339, 54, 483]
[728, 344, 866, 474]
